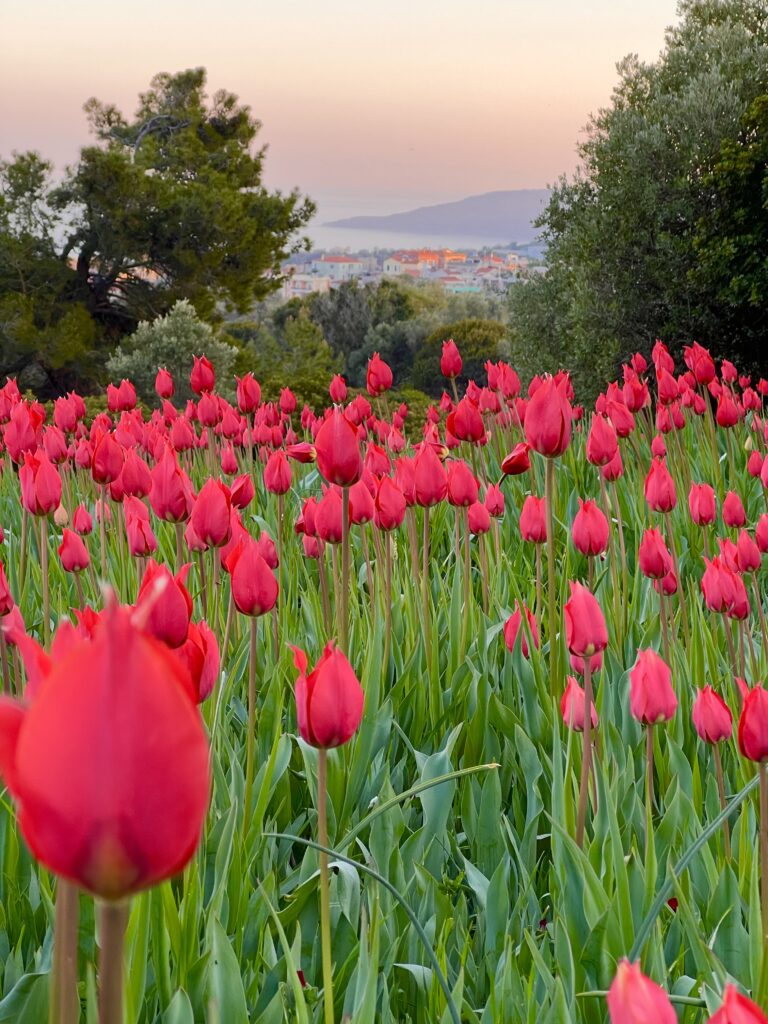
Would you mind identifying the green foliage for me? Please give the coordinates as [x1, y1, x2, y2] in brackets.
[106, 300, 239, 404]
[511, 0, 768, 393]
[408, 318, 509, 396]
[0, 68, 313, 396]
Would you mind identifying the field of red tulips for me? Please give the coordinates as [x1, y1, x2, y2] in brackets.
[0, 339, 767, 1023]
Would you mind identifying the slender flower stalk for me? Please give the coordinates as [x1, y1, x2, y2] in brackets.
[575, 659, 593, 848]
[339, 488, 350, 652]
[40, 517, 50, 647]
[317, 749, 334, 1024]
[50, 880, 79, 1024]
[243, 616, 258, 832]
[97, 900, 129, 1024]
[545, 457, 557, 691]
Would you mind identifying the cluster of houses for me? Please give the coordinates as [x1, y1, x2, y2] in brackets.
[281, 247, 529, 301]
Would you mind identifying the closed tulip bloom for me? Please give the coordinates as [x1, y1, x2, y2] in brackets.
[231, 541, 278, 616]
[571, 499, 609, 557]
[561, 676, 598, 732]
[175, 621, 220, 704]
[441, 339, 462, 378]
[756, 514, 768, 553]
[191, 479, 232, 547]
[748, 451, 765, 478]
[564, 582, 608, 657]
[607, 960, 676, 1024]
[468, 501, 491, 534]
[414, 443, 448, 507]
[150, 448, 195, 523]
[688, 482, 717, 526]
[155, 367, 174, 399]
[629, 649, 677, 724]
[329, 374, 347, 403]
[701, 557, 740, 614]
[315, 409, 362, 487]
[190, 355, 215, 395]
[586, 414, 619, 466]
[638, 528, 673, 579]
[503, 602, 539, 658]
[692, 686, 732, 744]
[449, 397, 485, 443]
[137, 560, 193, 649]
[279, 387, 297, 415]
[716, 390, 740, 428]
[236, 372, 261, 413]
[484, 484, 505, 517]
[709, 984, 768, 1023]
[20, 452, 62, 516]
[737, 531, 761, 573]
[120, 448, 152, 498]
[520, 495, 547, 543]
[315, 488, 343, 544]
[230, 473, 255, 510]
[374, 477, 406, 531]
[0, 561, 14, 616]
[0, 605, 210, 899]
[738, 686, 768, 762]
[58, 529, 90, 573]
[366, 352, 393, 396]
[723, 491, 746, 528]
[348, 479, 375, 525]
[644, 459, 677, 512]
[653, 570, 678, 596]
[126, 516, 158, 558]
[264, 450, 292, 495]
[447, 460, 479, 507]
[501, 442, 531, 475]
[291, 642, 364, 748]
[524, 374, 572, 457]
[91, 432, 124, 485]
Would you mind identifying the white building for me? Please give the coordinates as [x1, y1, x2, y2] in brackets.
[311, 255, 366, 281]
[282, 273, 332, 300]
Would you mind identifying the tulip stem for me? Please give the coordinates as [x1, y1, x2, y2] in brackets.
[244, 616, 258, 833]
[0, 632, 9, 693]
[545, 457, 558, 693]
[421, 507, 431, 656]
[97, 899, 128, 1024]
[382, 532, 392, 677]
[19, 509, 28, 597]
[575, 660, 593, 848]
[752, 574, 768, 665]
[40, 517, 50, 648]
[645, 724, 655, 860]
[317, 748, 335, 1024]
[659, 593, 672, 667]
[535, 545, 542, 640]
[174, 523, 183, 575]
[99, 486, 107, 580]
[339, 488, 350, 653]
[665, 514, 690, 651]
[713, 745, 731, 860]
[761, 764, 768, 953]
[74, 573, 85, 611]
[50, 879, 79, 1024]
[461, 508, 471, 652]
[723, 619, 739, 683]
[318, 553, 332, 637]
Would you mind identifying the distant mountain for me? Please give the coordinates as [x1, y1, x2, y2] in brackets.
[324, 189, 549, 243]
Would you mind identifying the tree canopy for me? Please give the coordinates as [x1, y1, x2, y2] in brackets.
[0, 68, 314, 396]
[509, 0, 768, 395]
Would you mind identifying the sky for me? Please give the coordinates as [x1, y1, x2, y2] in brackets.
[1, 0, 679, 208]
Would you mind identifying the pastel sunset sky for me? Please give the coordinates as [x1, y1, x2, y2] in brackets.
[2, 0, 678, 206]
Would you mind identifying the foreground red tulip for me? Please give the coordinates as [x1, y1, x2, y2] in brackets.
[366, 352, 393, 397]
[738, 686, 768, 762]
[230, 540, 279, 617]
[563, 582, 608, 657]
[692, 685, 732, 744]
[136, 560, 193, 649]
[315, 409, 362, 487]
[0, 605, 210, 898]
[524, 374, 572, 457]
[630, 649, 677, 724]
[290, 642, 364, 748]
[606, 960, 676, 1024]
[440, 339, 462, 378]
[571, 499, 609, 557]
[708, 985, 768, 1023]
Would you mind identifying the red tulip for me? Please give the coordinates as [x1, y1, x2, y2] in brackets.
[606, 960, 676, 1024]
[571, 499, 609, 557]
[736, 531, 761, 573]
[315, 409, 362, 487]
[58, 529, 90, 573]
[366, 352, 393, 397]
[279, 387, 297, 415]
[524, 375, 572, 457]
[175, 621, 219, 704]
[756, 514, 768, 553]
[290, 642, 364, 748]
[692, 685, 732, 744]
[149, 447, 195, 523]
[236, 372, 261, 413]
[120, 448, 152, 498]
[20, 452, 62, 516]
[688, 482, 716, 526]
[722, 491, 746, 529]
[503, 602, 538, 658]
[329, 374, 347, 403]
[561, 676, 598, 731]
[91, 432, 124, 485]
[447, 460, 479, 507]
[190, 355, 215, 395]
[315, 488, 343, 544]
[629, 649, 677, 724]
[701, 557, 741, 614]
[738, 686, 768, 762]
[441, 339, 462, 378]
[563, 582, 608, 657]
[484, 484, 504, 518]
[72, 504, 93, 535]
[586, 415, 618, 466]
[501, 442, 531, 476]
[230, 540, 278, 617]
[126, 515, 158, 558]
[136, 560, 193, 649]
[449, 397, 485, 443]
[716, 390, 740, 428]
[190, 479, 232, 547]
[638, 528, 673, 579]
[155, 368, 174, 399]
[374, 477, 406, 531]
[0, 605, 210, 899]
[644, 459, 677, 513]
[264, 450, 292, 495]
[709, 984, 768, 1023]
[0, 561, 14, 616]
[414, 443, 448, 507]
[519, 495, 547, 543]
[230, 473, 255, 510]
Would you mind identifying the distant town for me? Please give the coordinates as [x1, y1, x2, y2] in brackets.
[281, 244, 545, 300]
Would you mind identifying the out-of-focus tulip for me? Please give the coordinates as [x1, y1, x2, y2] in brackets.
[190, 355, 215, 395]
[708, 984, 768, 1023]
[136, 560, 193, 649]
[58, 529, 90, 573]
[524, 375, 572, 457]
[290, 642, 364, 748]
[638, 528, 673, 579]
[441, 339, 462, 378]
[175, 620, 219, 704]
[519, 495, 547, 543]
[692, 685, 732, 744]
[738, 686, 768, 762]
[644, 459, 677, 513]
[571, 499, 609, 557]
[561, 676, 598, 732]
[606, 960, 676, 1024]
[688, 482, 716, 526]
[722, 491, 746, 529]
[629, 649, 677, 724]
[503, 602, 538, 658]
[155, 368, 174, 399]
[0, 605, 210, 899]
[0, 561, 14, 616]
[329, 374, 347, 403]
[563, 582, 608, 657]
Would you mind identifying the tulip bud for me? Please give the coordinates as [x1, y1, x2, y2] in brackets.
[644, 459, 677, 513]
[571, 499, 609, 557]
[606, 960, 677, 1024]
[366, 352, 393, 397]
[501, 442, 531, 476]
[738, 686, 768, 762]
[290, 642, 364, 748]
[519, 495, 547, 543]
[638, 528, 672, 579]
[688, 482, 716, 526]
[524, 375, 572, 457]
[692, 685, 732, 744]
[230, 540, 279, 617]
[708, 984, 768, 1024]
[315, 410, 362, 487]
[561, 676, 598, 732]
[503, 602, 538, 658]
[722, 490, 746, 529]
[440, 339, 462, 378]
[629, 648, 677, 724]
[58, 528, 90, 573]
[563, 582, 608, 658]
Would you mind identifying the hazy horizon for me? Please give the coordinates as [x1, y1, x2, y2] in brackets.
[2, 0, 680, 204]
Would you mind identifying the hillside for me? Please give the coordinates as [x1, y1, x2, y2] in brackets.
[324, 189, 550, 242]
